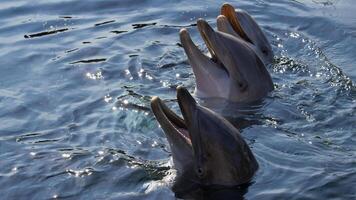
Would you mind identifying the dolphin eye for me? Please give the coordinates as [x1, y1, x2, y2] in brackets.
[238, 82, 248, 91]
[262, 48, 268, 55]
[196, 167, 205, 178]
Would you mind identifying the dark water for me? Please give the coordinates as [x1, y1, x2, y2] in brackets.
[0, 0, 355, 199]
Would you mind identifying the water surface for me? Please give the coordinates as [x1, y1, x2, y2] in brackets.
[0, 0, 355, 199]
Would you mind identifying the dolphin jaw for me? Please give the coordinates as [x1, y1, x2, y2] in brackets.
[221, 3, 253, 44]
[180, 26, 231, 98]
[217, 15, 241, 39]
[180, 26, 221, 68]
[197, 19, 219, 63]
[151, 97, 192, 145]
[197, 20, 249, 92]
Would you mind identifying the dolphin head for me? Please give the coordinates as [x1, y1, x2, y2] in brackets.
[220, 3, 274, 64]
[151, 87, 258, 197]
[180, 19, 273, 102]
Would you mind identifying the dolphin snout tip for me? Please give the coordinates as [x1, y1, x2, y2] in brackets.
[180, 28, 192, 40]
[197, 19, 215, 39]
[217, 14, 228, 22]
[221, 3, 233, 9]
[176, 85, 187, 94]
[176, 86, 193, 103]
[197, 18, 205, 23]
[151, 96, 160, 104]
[150, 96, 162, 112]
[196, 18, 207, 26]
[179, 28, 190, 40]
[179, 28, 188, 35]
[196, 19, 212, 32]
[221, 3, 235, 15]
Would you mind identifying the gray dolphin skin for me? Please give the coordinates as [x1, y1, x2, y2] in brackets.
[180, 19, 274, 102]
[220, 3, 274, 64]
[151, 86, 258, 198]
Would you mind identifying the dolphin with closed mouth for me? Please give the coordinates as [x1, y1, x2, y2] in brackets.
[220, 3, 274, 64]
[180, 19, 273, 102]
[151, 86, 258, 198]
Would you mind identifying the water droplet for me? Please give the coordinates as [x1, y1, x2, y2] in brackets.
[104, 95, 112, 103]
[146, 75, 153, 80]
[62, 153, 71, 159]
[86, 71, 103, 80]
[289, 32, 300, 38]
[125, 69, 130, 75]
[152, 141, 158, 147]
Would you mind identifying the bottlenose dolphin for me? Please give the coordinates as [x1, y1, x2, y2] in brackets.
[220, 3, 274, 64]
[180, 19, 273, 102]
[151, 86, 258, 198]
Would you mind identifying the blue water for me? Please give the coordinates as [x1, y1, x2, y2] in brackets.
[0, 0, 355, 199]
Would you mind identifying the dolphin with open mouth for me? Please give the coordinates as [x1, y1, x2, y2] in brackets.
[180, 19, 273, 102]
[220, 3, 274, 64]
[151, 86, 258, 198]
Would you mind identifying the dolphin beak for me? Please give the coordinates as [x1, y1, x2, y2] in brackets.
[217, 15, 240, 38]
[221, 3, 252, 44]
[177, 86, 197, 136]
[197, 19, 249, 91]
[151, 86, 202, 161]
[151, 96, 191, 145]
[196, 19, 218, 62]
[180, 27, 231, 97]
[176, 86, 205, 167]
[179, 28, 214, 66]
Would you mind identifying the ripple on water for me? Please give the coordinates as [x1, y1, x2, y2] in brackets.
[0, 0, 355, 199]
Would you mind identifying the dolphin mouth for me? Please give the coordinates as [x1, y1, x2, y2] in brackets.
[179, 23, 226, 73]
[196, 19, 220, 64]
[179, 18, 229, 75]
[151, 94, 192, 145]
[196, 19, 247, 86]
[179, 25, 233, 98]
[221, 3, 252, 44]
